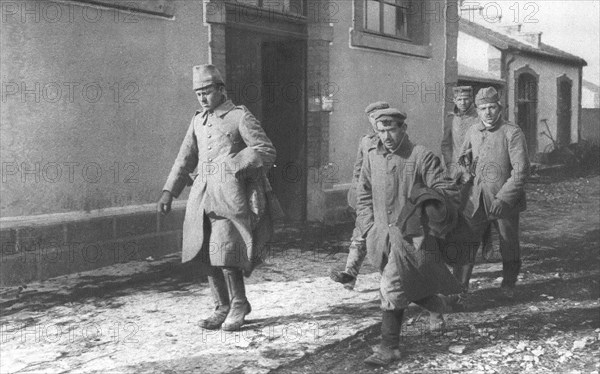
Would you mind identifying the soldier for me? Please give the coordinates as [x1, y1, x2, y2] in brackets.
[329, 101, 389, 290]
[157, 65, 277, 331]
[357, 108, 462, 366]
[442, 86, 479, 171]
[458, 87, 529, 298]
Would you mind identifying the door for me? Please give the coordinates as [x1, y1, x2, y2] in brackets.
[261, 40, 306, 222]
[516, 71, 538, 154]
[557, 75, 572, 146]
[226, 28, 307, 221]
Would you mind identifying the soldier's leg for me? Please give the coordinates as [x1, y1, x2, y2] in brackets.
[365, 248, 404, 366]
[496, 213, 521, 294]
[200, 266, 231, 329]
[414, 294, 456, 331]
[199, 215, 232, 330]
[222, 266, 252, 331]
[330, 225, 366, 289]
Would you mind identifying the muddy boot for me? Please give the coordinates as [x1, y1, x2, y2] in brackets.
[453, 263, 475, 292]
[365, 310, 404, 366]
[199, 269, 230, 330]
[329, 268, 356, 285]
[222, 267, 252, 331]
[500, 260, 521, 298]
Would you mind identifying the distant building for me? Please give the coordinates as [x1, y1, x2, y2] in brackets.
[457, 15, 587, 158]
[582, 80, 600, 109]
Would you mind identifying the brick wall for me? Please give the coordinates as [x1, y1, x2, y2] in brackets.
[0, 203, 185, 286]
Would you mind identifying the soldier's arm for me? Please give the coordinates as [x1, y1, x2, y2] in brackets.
[351, 136, 368, 185]
[495, 127, 530, 206]
[441, 115, 453, 167]
[162, 118, 199, 198]
[234, 109, 277, 172]
[355, 153, 374, 237]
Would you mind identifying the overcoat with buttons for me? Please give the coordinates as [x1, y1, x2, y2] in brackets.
[458, 117, 529, 218]
[163, 99, 276, 270]
[356, 137, 462, 309]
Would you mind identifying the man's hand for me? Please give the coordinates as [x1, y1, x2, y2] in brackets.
[489, 199, 508, 218]
[157, 191, 173, 215]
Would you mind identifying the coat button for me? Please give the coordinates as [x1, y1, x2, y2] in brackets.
[388, 223, 392, 227]
[208, 146, 212, 150]
[208, 158, 213, 162]
[208, 123, 212, 127]
[388, 210, 392, 214]
[207, 134, 211, 138]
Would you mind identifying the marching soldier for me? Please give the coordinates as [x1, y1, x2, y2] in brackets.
[357, 108, 462, 366]
[458, 87, 530, 298]
[158, 64, 277, 331]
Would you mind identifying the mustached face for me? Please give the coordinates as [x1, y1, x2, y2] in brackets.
[477, 102, 501, 125]
[376, 120, 407, 151]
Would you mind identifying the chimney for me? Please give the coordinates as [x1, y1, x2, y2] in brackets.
[521, 32, 542, 47]
[499, 24, 522, 35]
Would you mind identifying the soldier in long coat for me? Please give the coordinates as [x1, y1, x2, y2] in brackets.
[357, 108, 462, 366]
[329, 101, 388, 290]
[157, 65, 277, 331]
[458, 87, 529, 298]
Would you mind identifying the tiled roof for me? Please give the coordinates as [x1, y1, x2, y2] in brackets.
[459, 19, 587, 66]
[458, 63, 505, 84]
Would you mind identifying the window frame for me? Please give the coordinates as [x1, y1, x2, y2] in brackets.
[351, 0, 432, 58]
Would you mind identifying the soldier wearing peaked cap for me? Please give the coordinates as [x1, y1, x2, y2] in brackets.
[357, 107, 463, 366]
[157, 64, 279, 331]
[329, 101, 389, 290]
[457, 86, 530, 298]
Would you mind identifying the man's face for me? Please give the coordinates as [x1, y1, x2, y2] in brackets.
[376, 120, 406, 151]
[477, 102, 501, 125]
[196, 84, 224, 111]
[454, 94, 473, 113]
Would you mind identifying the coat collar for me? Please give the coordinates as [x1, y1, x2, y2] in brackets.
[477, 116, 504, 132]
[200, 99, 236, 119]
[452, 103, 477, 117]
[376, 135, 413, 158]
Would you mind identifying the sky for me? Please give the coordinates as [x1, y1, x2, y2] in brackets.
[465, 1, 600, 85]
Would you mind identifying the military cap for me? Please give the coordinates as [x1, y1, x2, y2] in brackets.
[374, 108, 407, 123]
[475, 86, 501, 106]
[452, 86, 473, 97]
[364, 101, 390, 114]
[193, 64, 225, 90]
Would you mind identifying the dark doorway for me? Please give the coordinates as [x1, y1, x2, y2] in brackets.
[226, 28, 307, 222]
[557, 75, 573, 146]
[516, 70, 538, 154]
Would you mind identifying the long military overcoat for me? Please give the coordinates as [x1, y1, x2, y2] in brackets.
[356, 138, 462, 309]
[458, 117, 529, 218]
[163, 100, 276, 272]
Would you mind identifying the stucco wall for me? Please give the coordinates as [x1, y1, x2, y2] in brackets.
[327, 0, 453, 186]
[507, 56, 581, 154]
[1, 0, 208, 217]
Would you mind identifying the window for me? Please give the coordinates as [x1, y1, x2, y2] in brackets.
[351, 0, 431, 57]
[67, 0, 175, 18]
[365, 0, 410, 40]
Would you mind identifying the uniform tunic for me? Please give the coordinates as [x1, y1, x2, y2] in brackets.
[163, 100, 276, 270]
[356, 137, 462, 310]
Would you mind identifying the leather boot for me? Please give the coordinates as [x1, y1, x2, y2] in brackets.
[453, 263, 474, 292]
[199, 269, 230, 330]
[500, 260, 521, 298]
[364, 309, 404, 366]
[222, 267, 252, 331]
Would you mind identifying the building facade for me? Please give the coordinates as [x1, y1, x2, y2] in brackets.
[1, 0, 459, 284]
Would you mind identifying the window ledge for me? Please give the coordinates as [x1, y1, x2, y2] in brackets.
[350, 28, 432, 58]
